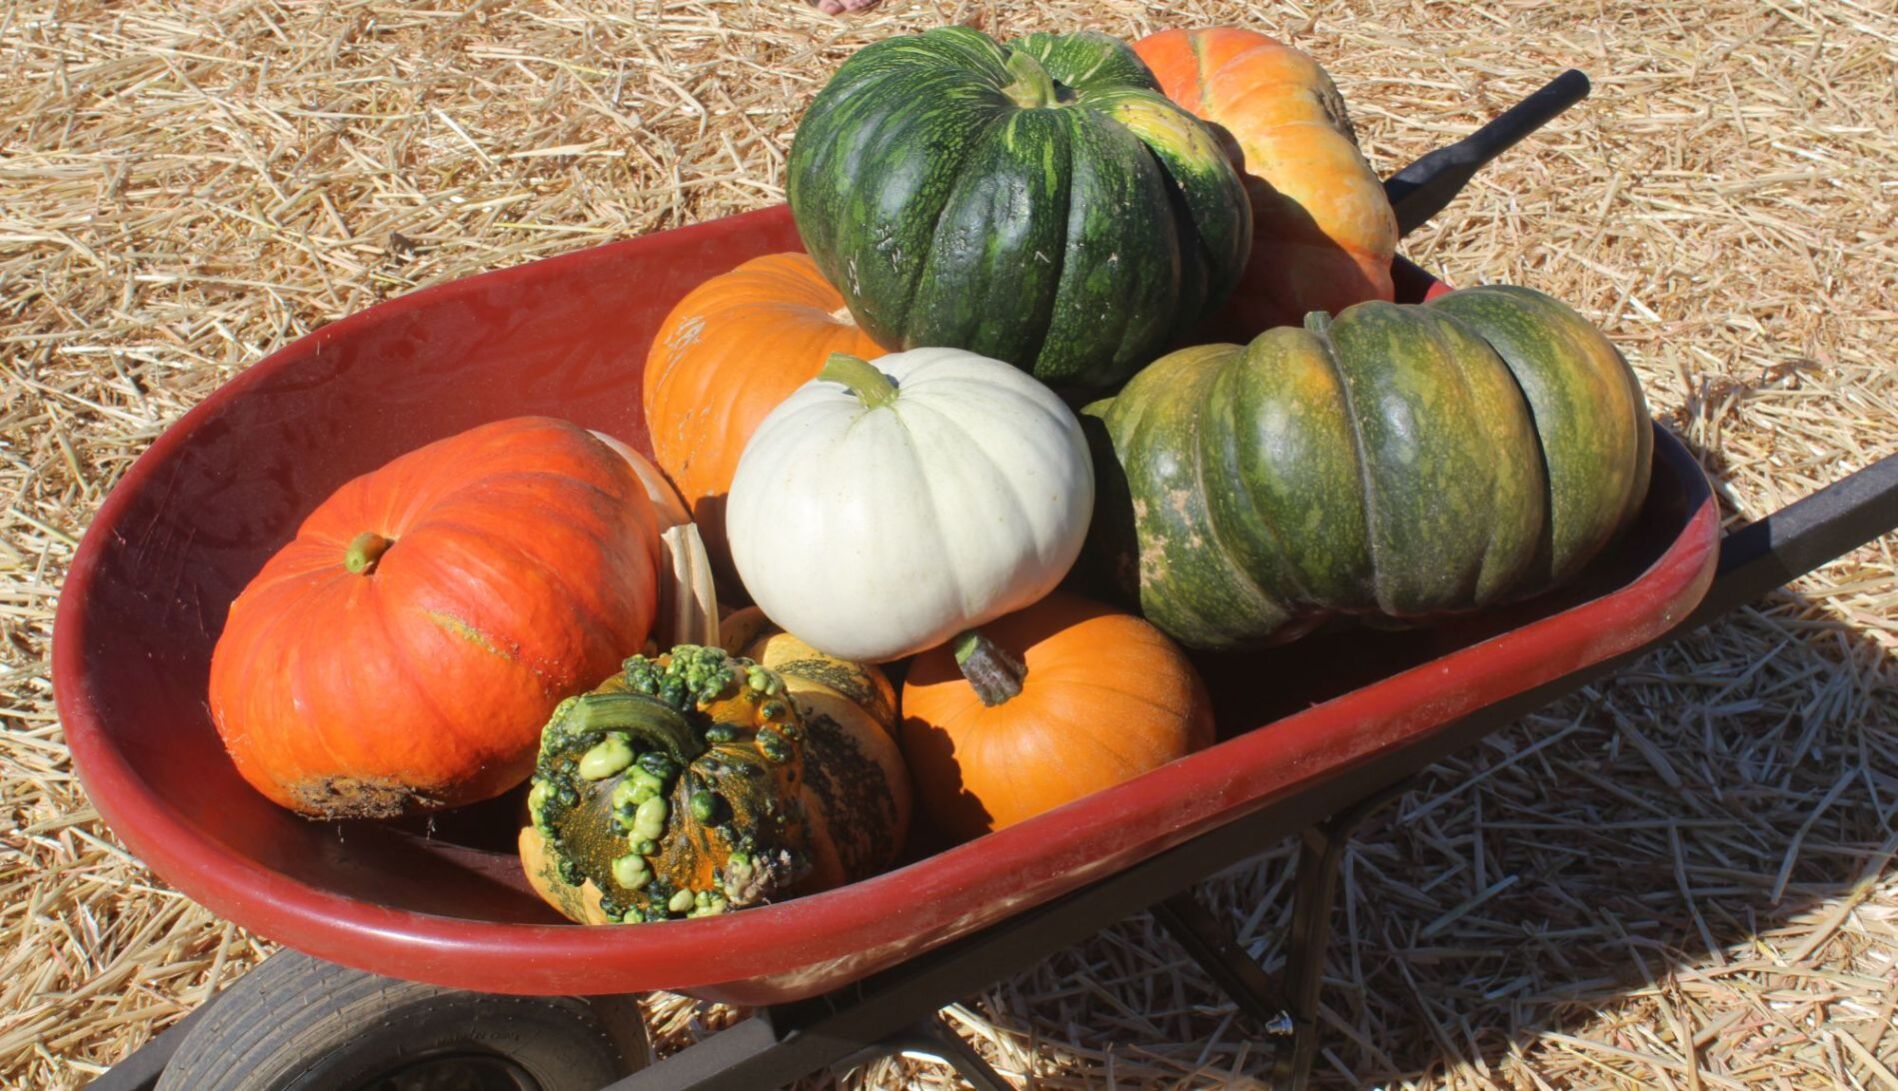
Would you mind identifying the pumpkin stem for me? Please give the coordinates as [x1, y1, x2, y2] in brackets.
[1302, 311, 1334, 337]
[952, 629, 1027, 708]
[1001, 49, 1062, 109]
[344, 531, 393, 575]
[559, 691, 709, 769]
[820, 353, 899, 410]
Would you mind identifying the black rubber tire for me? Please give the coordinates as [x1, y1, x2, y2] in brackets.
[153, 949, 650, 1091]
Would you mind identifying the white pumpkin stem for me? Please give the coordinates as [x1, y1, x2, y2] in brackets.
[952, 629, 1027, 707]
[1001, 49, 1060, 110]
[820, 353, 899, 409]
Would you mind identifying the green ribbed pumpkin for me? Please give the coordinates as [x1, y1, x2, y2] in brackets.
[1085, 284, 1653, 650]
[787, 26, 1253, 390]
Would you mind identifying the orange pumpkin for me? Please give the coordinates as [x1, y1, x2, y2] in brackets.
[1134, 27, 1398, 336]
[641, 253, 883, 580]
[208, 417, 662, 820]
[900, 591, 1215, 841]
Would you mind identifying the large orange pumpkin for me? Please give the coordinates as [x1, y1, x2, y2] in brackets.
[641, 252, 883, 580]
[1134, 27, 1398, 336]
[208, 417, 662, 820]
[900, 591, 1215, 841]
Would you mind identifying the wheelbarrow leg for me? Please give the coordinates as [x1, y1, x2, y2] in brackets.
[1269, 778, 1418, 1090]
[1151, 778, 1417, 1089]
[829, 1014, 1015, 1091]
[1152, 892, 1296, 1037]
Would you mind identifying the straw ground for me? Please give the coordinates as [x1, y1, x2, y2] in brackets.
[3, 1, 1894, 1087]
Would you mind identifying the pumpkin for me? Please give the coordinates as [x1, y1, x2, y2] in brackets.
[1133, 27, 1398, 337]
[208, 417, 663, 819]
[727, 348, 1094, 663]
[787, 26, 1253, 390]
[900, 591, 1213, 841]
[1085, 285, 1652, 650]
[518, 615, 908, 925]
[641, 253, 884, 582]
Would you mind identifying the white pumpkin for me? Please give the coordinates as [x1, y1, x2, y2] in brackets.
[727, 348, 1094, 663]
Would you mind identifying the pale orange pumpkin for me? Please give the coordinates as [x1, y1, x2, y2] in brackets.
[899, 591, 1215, 841]
[208, 417, 662, 820]
[641, 253, 883, 580]
[1134, 27, 1398, 336]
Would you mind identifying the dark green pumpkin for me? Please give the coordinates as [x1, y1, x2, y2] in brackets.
[787, 26, 1253, 390]
[1084, 285, 1652, 650]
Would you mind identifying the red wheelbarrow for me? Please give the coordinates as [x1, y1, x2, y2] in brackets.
[53, 72, 1898, 1091]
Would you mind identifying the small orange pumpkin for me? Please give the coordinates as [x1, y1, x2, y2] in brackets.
[641, 253, 883, 580]
[208, 417, 662, 820]
[1134, 27, 1398, 336]
[900, 591, 1215, 841]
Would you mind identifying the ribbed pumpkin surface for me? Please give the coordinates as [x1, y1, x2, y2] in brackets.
[900, 591, 1213, 841]
[1086, 286, 1651, 650]
[788, 26, 1253, 389]
[208, 417, 662, 818]
[1134, 27, 1397, 336]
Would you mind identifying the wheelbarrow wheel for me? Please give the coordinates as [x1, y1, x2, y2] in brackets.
[154, 948, 650, 1091]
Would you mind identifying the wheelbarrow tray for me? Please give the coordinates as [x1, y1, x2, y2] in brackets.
[53, 202, 1719, 1007]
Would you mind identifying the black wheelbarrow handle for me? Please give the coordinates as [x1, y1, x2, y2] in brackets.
[1385, 68, 1593, 236]
[1688, 450, 1898, 628]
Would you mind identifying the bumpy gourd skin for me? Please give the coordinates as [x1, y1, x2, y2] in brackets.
[520, 643, 906, 925]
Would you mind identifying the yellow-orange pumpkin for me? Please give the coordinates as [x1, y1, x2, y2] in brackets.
[208, 417, 662, 819]
[1134, 27, 1398, 336]
[899, 592, 1214, 841]
[641, 253, 883, 580]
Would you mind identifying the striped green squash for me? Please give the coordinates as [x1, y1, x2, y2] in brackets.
[787, 27, 1253, 391]
[1084, 285, 1652, 650]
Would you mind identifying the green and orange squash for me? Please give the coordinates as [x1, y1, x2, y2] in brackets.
[519, 611, 909, 925]
[787, 26, 1253, 390]
[1085, 285, 1652, 650]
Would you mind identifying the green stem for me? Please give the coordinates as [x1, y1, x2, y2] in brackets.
[1302, 310, 1334, 337]
[1001, 49, 1059, 109]
[952, 629, 1027, 708]
[344, 531, 392, 574]
[820, 353, 899, 409]
[561, 692, 707, 765]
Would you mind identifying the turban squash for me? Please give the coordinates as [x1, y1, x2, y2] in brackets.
[519, 611, 909, 925]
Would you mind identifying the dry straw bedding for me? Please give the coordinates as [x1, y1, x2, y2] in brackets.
[2, 0, 1895, 1088]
